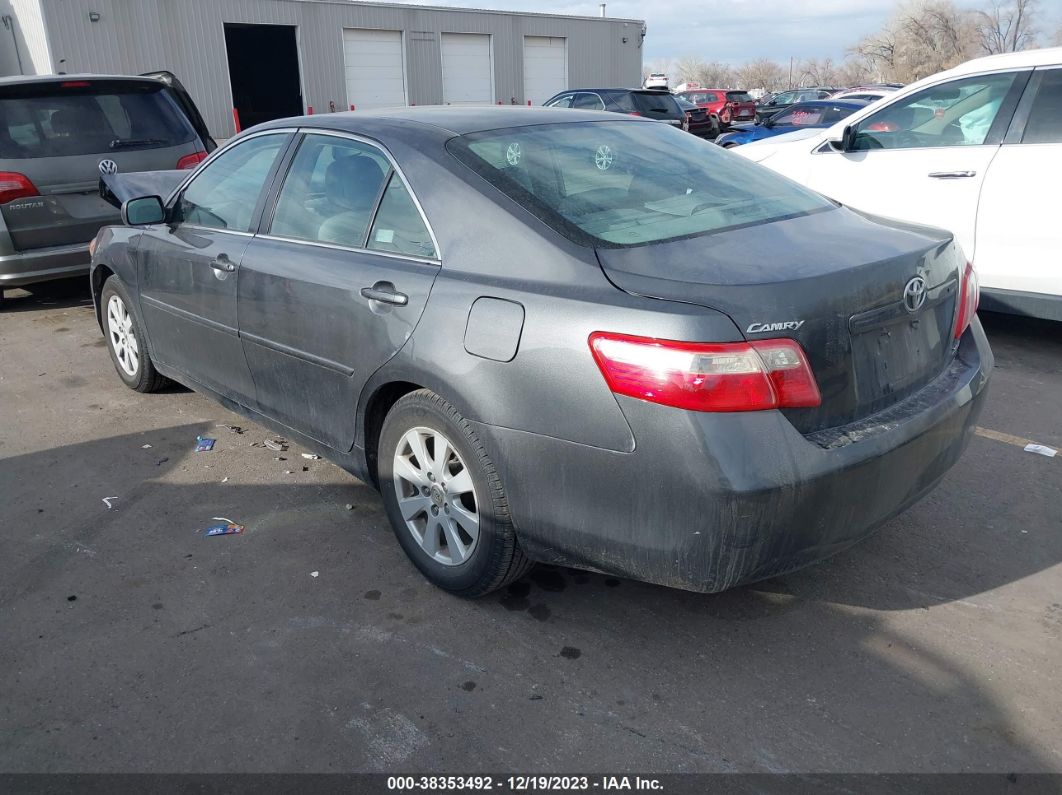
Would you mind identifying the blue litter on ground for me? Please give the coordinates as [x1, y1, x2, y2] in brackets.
[195, 436, 216, 452]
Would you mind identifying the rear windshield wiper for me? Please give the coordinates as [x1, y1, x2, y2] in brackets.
[109, 138, 168, 150]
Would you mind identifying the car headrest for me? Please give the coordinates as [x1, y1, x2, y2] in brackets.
[325, 155, 386, 212]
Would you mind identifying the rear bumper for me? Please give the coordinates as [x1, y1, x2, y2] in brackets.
[0, 243, 90, 288]
[475, 320, 992, 592]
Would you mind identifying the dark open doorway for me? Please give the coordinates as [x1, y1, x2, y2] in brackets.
[224, 23, 303, 130]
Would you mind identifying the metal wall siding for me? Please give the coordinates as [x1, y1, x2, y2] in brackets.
[35, 0, 642, 137]
[7, 0, 53, 74]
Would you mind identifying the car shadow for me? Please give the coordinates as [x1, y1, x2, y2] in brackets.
[1, 277, 94, 312]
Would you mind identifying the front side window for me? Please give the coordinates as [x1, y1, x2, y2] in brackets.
[448, 120, 834, 248]
[853, 72, 1020, 150]
[269, 134, 389, 248]
[175, 133, 285, 232]
[546, 94, 573, 108]
[1022, 69, 1062, 144]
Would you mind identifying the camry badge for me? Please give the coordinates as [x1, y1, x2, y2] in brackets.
[747, 320, 804, 334]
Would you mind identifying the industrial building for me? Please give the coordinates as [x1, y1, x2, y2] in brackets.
[0, 0, 645, 138]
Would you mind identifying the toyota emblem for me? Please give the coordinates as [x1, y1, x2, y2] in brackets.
[903, 275, 927, 314]
[98, 159, 118, 176]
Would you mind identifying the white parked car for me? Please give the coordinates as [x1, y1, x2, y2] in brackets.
[737, 48, 1062, 321]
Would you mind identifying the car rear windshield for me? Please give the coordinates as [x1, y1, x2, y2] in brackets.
[726, 91, 753, 102]
[630, 92, 682, 118]
[0, 80, 195, 159]
[447, 120, 834, 248]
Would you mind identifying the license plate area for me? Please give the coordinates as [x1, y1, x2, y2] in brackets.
[850, 297, 954, 408]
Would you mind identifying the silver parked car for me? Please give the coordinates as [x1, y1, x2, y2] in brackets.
[0, 72, 214, 299]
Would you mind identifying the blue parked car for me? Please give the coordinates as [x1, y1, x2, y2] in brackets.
[716, 99, 869, 147]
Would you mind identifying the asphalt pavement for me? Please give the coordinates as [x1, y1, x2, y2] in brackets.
[1, 279, 1060, 773]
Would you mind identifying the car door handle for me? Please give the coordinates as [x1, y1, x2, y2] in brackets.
[210, 255, 236, 273]
[928, 171, 977, 179]
[360, 283, 408, 306]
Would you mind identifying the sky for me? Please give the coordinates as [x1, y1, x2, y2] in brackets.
[387, 0, 1061, 67]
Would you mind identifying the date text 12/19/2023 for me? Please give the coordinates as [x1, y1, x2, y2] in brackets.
[387, 776, 664, 791]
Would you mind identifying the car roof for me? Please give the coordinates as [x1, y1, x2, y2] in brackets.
[0, 72, 163, 87]
[254, 106, 648, 137]
[784, 99, 870, 109]
[560, 88, 667, 94]
[945, 46, 1062, 77]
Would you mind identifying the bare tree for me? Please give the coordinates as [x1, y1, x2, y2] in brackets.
[796, 57, 839, 86]
[673, 56, 707, 84]
[973, 0, 1038, 53]
[735, 58, 787, 92]
[850, 0, 976, 83]
[836, 57, 877, 87]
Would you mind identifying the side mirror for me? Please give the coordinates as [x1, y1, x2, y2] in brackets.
[830, 124, 857, 152]
[122, 195, 165, 226]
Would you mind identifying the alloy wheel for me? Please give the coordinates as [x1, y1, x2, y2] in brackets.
[392, 426, 480, 566]
[106, 294, 139, 377]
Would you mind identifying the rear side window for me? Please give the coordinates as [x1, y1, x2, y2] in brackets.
[270, 134, 390, 248]
[573, 93, 605, 110]
[448, 120, 834, 248]
[368, 175, 436, 259]
[1021, 69, 1062, 144]
[0, 81, 195, 158]
[726, 91, 753, 102]
[631, 92, 681, 118]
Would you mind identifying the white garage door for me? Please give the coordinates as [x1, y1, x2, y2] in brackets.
[343, 28, 406, 110]
[523, 36, 567, 106]
[441, 33, 494, 105]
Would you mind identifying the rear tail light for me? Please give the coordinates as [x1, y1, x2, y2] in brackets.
[588, 332, 821, 412]
[953, 261, 979, 339]
[0, 171, 39, 204]
[176, 151, 209, 170]
[627, 111, 643, 117]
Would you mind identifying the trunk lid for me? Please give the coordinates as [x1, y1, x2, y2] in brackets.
[596, 207, 963, 433]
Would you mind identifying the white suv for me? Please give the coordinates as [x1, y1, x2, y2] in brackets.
[737, 48, 1062, 321]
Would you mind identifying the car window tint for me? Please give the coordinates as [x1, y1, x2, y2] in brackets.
[854, 72, 1018, 150]
[573, 93, 605, 110]
[176, 134, 285, 232]
[368, 174, 436, 259]
[1022, 69, 1062, 144]
[269, 134, 389, 248]
[450, 120, 834, 248]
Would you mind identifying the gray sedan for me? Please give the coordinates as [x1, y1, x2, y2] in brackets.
[89, 107, 991, 596]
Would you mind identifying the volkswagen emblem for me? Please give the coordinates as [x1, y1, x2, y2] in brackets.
[98, 159, 118, 176]
[903, 275, 927, 314]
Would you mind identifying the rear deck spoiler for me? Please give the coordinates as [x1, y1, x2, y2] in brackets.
[99, 170, 186, 209]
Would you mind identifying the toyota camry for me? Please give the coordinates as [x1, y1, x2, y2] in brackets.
[89, 107, 991, 596]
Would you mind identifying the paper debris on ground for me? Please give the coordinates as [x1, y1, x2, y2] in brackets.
[195, 436, 216, 452]
[310, 571, 319, 578]
[101, 496, 118, 509]
[263, 438, 287, 452]
[141, 444, 152, 449]
[301, 453, 320, 460]
[1024, 443, 1058, 458]
[217, 424, 244, 434]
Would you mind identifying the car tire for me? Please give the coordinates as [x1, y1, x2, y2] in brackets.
[378, 389, 533, 597]
[100, 276, 167, 393]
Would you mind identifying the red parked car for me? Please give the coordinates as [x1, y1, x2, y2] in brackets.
[675, 88, 757, 127]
